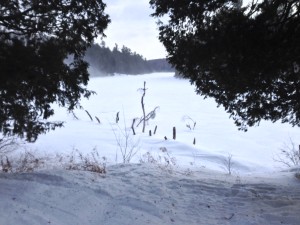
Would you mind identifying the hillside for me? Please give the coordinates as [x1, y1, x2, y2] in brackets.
[146, 58, 175, 72]
[85, 43, 174, 76]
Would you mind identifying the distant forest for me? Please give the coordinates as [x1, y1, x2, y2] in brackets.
[85, 42, 174, 76]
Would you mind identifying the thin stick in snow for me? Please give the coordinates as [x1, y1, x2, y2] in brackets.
[173, 127, 176, 140]
[141, 81, 146, 133]
[131, 118, 136, 135]
[95, 116, 101, 124]
[85, 110, 93, 121]
[154, 125, 157, 135]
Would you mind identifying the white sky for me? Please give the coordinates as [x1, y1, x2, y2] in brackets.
[98, 0, 254, 60]
[97, 0, 167, 60]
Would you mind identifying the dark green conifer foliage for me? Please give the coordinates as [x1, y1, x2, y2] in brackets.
[0, 0, 110, 141]
[150, 0, 300, 130]
[85, 43, 174, 75]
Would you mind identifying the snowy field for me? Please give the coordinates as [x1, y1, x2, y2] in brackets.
[27, 72, 300, 173]
[1, 72, 300, 224]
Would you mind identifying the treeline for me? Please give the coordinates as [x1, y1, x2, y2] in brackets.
[85, 42, 174, 76]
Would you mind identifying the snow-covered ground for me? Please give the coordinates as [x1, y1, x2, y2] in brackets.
[26, 72, 300, 173]
[1, 164, 300, 225]
[1, 72, 300, 224]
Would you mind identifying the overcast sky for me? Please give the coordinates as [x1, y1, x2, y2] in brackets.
[97, 0, 167, 60]
[99, 0, 253, 60]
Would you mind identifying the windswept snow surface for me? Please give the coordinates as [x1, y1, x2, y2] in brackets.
[1, 72, 300, 225]
[0, 165, 300, 225]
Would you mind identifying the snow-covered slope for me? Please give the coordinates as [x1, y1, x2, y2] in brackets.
[0, 164, 299, 225]
[1, 72, 300, 225]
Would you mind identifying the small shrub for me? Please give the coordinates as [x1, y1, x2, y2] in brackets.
[0, 136, 24, 156]
[65, 148, 106, 174]
[1, 156, 12, 173]
[274, 138, 300, 168]
[0, 151, 46, 173]
[111, 114, 140, 163]
[182, 115, 197, 130]
[222, 153, 234, 175]
[140, 147, 177, 172]
[16, 151, 46, 172]
[0, 146, 107, 174]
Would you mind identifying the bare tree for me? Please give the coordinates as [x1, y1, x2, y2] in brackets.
[111, 112, 139, 163]
[136, 81, 159, 133]
[274, 138, 300, 167]
[141, 82, 147, 132]
[0, 137, 23, 156]
[222, 153, 234, 175]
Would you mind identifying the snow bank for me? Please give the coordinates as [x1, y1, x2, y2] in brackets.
[0, 164, 299, 225]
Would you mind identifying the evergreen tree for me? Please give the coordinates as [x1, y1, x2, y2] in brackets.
[0, 0, 110, 141]
[150, 0, 300, 130]
[86, 43, 155, 75]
